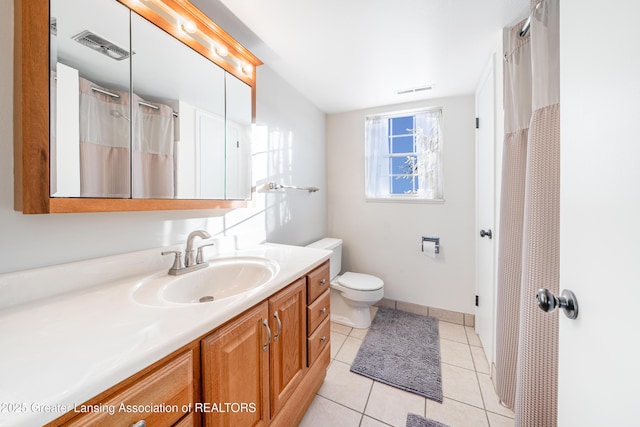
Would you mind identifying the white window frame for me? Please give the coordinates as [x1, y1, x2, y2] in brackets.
[364, 106, 444, 203]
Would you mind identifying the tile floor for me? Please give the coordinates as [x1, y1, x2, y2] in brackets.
[299, 309, 515, 427]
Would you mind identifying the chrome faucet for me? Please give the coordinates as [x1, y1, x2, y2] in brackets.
[185, 230, 211, 267]
[161, 230, 213, 275]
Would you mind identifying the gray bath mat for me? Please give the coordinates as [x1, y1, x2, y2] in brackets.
[406, 413, 449, 427]
[350, 306, 442, 402]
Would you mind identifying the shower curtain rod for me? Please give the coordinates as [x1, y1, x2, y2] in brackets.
[518, 1, 543, 39]
[138, 100, 179, 118]
[90, 87, 179, 117]
[91, 86, 120, 99]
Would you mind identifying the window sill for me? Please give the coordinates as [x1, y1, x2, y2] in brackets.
[365, 197, 445, 204]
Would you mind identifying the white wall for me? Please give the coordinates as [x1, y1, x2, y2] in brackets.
[0, 2, 326, 274]
[327, 96, 476, 314]
[256, 67, 328, 245]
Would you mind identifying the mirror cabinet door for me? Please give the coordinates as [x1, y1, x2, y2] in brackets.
[225, 74, 253, 200]
[130, 12, 226, 199]
[49, 0, 255, 202]
[50, 0, 131, 198]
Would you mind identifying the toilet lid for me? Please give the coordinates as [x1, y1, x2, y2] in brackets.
[336, 272, 383, 291]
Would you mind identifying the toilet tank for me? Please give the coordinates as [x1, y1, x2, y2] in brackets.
[306, 238, 342, 280]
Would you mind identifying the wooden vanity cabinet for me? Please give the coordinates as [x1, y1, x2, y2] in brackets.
[46, 344, 200, 427]
[201, 302, 270, 427]
[305, 262, 331, 366]
[201, 278, 306, 426]
[268, 278, 307, 416]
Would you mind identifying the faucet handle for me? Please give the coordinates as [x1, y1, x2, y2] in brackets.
[196, 243, 214, 265]
[161, 250, 184, 272]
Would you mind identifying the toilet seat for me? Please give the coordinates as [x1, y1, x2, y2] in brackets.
[335, 272, 383, 291]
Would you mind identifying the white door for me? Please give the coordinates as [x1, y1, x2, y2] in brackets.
[558, 1, 640, 424]
[475, 56, 496, 366]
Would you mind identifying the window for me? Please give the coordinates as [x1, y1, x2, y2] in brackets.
[365, 108, 443, 201]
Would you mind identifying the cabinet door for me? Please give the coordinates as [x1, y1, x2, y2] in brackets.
[201, 302, 270, 427]
[268, 278, 307, 417]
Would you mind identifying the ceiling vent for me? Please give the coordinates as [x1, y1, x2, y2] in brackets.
[72, 30, 131, 61]
[396, 85, 434, 95]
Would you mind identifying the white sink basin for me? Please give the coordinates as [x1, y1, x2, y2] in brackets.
[132, 256, 279, 306]
[163, 257, 278, 304]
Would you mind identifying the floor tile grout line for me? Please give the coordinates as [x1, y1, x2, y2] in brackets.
[486, 408, 516, 420]
[441, 359, 479, 373]
[473, 367, 492, 427]
[423, 395, 428, 419]
[440, 336, 473, 345]
[312, 393, 364, 418]
[331, 332, 349, 358]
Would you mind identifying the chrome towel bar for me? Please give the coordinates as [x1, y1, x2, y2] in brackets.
[268, 182, 319, 193]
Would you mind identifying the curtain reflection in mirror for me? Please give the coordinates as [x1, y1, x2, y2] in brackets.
[79, 77, 131, 198]
[132, 95, 175, 198]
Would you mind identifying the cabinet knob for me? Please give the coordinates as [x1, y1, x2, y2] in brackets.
[320, 336, 327, 343]
[130, 421, 146, 427]
[320, 278, 327, 286]
[320, 307, 327, 315]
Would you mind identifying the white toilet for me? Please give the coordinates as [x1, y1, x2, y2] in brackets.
[306, 238, 384, 328]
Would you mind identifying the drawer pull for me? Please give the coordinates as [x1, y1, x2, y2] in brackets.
[273, 310, 282, 342]
[263, 319, 271, 351]
[130, 421, 146, 427]
[320, 307, 327, 314]
[320, 336, 327, 343]
[320, 278, 327, 286]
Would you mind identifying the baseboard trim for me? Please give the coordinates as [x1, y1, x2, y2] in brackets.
[375, 298, 475, 327]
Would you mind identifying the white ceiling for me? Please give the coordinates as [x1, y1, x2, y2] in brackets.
[192, 0, 530, 114]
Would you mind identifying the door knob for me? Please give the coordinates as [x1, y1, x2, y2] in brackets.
[536, 288, 579, 319]
[480, 229, 493, 239]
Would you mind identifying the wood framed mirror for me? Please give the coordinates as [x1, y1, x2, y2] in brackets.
[14, 0, 262, 214]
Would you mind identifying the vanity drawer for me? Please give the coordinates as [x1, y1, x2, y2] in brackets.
[307, 317, 330, 366]
[307, 289, 330, 335]
[64, 350, 194, 427]
[306, 261, 330, 304]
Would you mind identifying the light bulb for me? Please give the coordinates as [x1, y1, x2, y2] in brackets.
[215, 45, 229, 57]
[181, 20, 197, 34]
[240, 63, 252, 76]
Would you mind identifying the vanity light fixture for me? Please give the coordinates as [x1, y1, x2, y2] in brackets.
[121, 0, 262, 113]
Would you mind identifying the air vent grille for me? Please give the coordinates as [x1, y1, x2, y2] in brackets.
[72, 30, 130, 61]
[396, 85, 434, 95]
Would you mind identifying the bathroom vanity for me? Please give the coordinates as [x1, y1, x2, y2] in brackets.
[0, 244, 331, 427]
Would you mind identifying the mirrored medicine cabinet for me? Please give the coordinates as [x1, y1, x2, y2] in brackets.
[14, 0, 262, 214]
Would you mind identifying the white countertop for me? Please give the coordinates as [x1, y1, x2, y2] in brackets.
[0, 243, 330, 427]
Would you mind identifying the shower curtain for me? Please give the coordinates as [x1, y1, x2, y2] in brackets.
[78, 78, 175, 199]
[132, 95, 175, 199]
[495, 0, 559, 426]
[79, 77, 131, 198]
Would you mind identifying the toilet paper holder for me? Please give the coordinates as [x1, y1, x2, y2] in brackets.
[421, 236, 440, 254]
